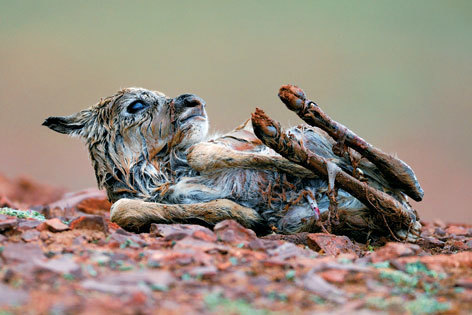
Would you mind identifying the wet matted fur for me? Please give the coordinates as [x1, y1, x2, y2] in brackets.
[43, 86, 422, 240]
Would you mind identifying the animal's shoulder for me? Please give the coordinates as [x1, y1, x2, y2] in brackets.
[209, 119, 266, 153]
[185, 119, 277, 174]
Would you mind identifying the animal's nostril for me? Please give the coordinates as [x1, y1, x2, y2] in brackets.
[174, 94, 205, 109]
[184, 97, 202, 108]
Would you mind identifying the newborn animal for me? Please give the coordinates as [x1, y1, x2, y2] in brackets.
[43, 85, 423, 241]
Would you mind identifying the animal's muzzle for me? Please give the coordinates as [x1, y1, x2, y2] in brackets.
[173, 94, 206, 110]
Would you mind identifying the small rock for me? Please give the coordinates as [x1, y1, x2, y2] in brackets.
[73, 235, 88, 245]
[150, 223, 216, 242]
[148, 250, 195, 267]
[107, 229, 146, 248]
[434, 227, 446, 236]
[37, 218, 69, 232]
[262, 232, 310, 246]
[81, 270, 174, 294]
[18, 220, 41, 231]
[398, 251, 472, 269]
[47, 188, 105, 213]
[449, 240, 470, 251]
[433, 220, 446, 228]
[445, 225, 469, 236]
[307, 233, 360, 256]
[248, 238, 283, 251]
[456, 278, 472, 289]
[81, 279, 126, 295]
[76, 197, 111, 214]
[69, 215, 108, 233]
[267, 242, 315, 260]
[34, 256, 81, 277]
[21, 229, 40, 242]
[39, 230, 50, 241]
[370, 242, 421, 263]
[188, 266, 218, 278]
[192, 229, 217, 242]
[0, 218, 19, 232]
[466, 239, 472, 250]
[418, 236, 445, 249]
[174, 237, 230, 254]
[301, 271, 346, 304]
[319, 269, 348, 283]
[0, 283, 29, 306]
[213, 220, 257, 244]
[2, 243, 44, 263]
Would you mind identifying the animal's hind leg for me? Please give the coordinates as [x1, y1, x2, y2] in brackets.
[278, 85, 424, 202]
[251, 109, 421, 241]
[110, 198, 263, 233]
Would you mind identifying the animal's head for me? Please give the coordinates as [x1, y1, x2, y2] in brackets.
[43, 88, 208, 198]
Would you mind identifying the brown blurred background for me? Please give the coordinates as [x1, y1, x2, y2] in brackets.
[0, 1, 470, 223]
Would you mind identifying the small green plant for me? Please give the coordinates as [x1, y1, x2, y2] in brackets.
[181, 273, 192, 281]
[366, 296, 404, 311]
[310, 295, 325, 304]
[380, 269, 418, 287]
[379, 261, 446, 298]
[119, 238, 140, 249]
[0, 207, 45, 221]
[267, 291, 288, 302]
[118, 264, 133, 271]
[150, 284, 169, 292]
[285, 269, 296, 281]
[366, 297, 392, 310]
[405, 261, 445, 279]
[229, 257, 238, 266]
[337, 257, 353, 264]
[370, 261, 390, 269]
[405, 295, 451, 314]
[63, 273, 75, 281]
[204, 292, 270, 315]
[83, 264, 97, 277]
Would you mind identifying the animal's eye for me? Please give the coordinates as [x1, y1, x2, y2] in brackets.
[126, 101, 148, 114]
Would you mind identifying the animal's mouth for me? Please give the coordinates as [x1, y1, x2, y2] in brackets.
[180, 113, 207, 123]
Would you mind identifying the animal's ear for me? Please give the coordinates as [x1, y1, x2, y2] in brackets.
[42, 110, 93, 136]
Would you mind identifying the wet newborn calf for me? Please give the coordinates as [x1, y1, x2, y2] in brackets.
[43, 85, 423, 241]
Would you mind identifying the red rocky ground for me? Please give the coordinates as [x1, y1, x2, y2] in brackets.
[0, 174, 471, 314]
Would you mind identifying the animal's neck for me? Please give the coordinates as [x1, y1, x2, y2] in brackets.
[89, 142, 195, 203]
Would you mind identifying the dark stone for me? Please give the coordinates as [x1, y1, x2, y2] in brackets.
[69, 215, 108, 233]
[150, 223, 216, 242]
[307, 233, 361, 256]
[0, 219, 19, 232]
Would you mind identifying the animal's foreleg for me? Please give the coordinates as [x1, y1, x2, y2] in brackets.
[251, 109, 421, 240]
[187, 142, 316, 178]
[110, 198, 262, 232]
[278, 84, 424, 202]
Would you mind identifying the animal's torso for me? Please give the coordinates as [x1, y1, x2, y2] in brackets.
[157, 121, 383, 233]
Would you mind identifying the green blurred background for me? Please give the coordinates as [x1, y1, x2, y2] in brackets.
[1, 1, 470, 223]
